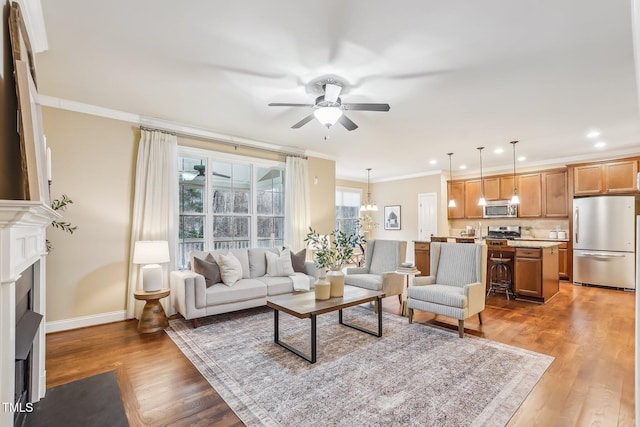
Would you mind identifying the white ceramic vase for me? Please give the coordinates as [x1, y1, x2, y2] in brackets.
[327, 268, 345, 297]
[315, 277, 331, 300]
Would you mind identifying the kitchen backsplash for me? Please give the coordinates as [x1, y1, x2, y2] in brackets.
[449, 218, 570, 240]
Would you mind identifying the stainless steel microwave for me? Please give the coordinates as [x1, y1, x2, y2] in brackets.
[483, 201, 518, 218]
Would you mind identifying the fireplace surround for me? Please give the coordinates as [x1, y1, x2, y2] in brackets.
[0, 201, 59, 426]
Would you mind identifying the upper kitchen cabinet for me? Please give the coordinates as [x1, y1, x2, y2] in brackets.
[447, 181, 465, 219]
[604, 160, 638, 193]
[573, 164, 603, 195]
[464, 180, 483, 218]
[543, 170, 568, 217]
[572, 159, 639, 196]
[484, 176, 515, 201]
[518, 173, 542, 217]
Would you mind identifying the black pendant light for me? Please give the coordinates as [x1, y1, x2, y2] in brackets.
[447, 153, 456, 208]
[510, 141, 520, 204]
[477, 147, 486, 206]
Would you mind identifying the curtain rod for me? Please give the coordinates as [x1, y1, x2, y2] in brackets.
[139, 125, 308, 159]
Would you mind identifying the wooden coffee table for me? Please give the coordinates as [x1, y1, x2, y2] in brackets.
[266, 285, 384, 363]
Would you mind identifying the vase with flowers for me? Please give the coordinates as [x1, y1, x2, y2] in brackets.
[305, 225, 366, 298]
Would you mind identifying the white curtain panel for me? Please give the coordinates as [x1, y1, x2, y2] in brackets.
[126, 130, 178, 319]
[284, 156, 310, 252]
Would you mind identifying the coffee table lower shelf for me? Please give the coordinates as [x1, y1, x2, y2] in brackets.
[267, 286, 384, 364]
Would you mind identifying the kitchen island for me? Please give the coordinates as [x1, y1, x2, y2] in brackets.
[414, 239, 560, 303]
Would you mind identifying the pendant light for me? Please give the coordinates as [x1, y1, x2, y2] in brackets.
[477, 146, 486, 206]
[360, 168, 378, 212]
[447, 153, 456, 208]
[510, 140, 520, 205]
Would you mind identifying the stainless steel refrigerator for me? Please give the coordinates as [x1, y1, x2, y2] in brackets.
[573, 195, 639, 289]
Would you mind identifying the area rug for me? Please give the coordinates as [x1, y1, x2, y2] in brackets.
[167, 306, 553, 426]
[23, 371, 128, 427]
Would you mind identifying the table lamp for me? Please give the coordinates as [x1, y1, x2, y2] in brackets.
[133, 240, 170, 292]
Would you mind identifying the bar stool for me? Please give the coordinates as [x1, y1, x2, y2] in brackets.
[430, 236, 448, 242]
[455, 237, 475, 243]
[486, 240, 515, 300]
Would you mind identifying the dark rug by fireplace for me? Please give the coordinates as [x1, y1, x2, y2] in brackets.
[167, 306, 554, 426]
[23, 371, 128, 427]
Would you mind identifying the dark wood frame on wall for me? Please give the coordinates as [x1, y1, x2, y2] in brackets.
[9, 2, 48, 203]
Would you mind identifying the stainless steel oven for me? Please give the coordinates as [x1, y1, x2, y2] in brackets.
[483, 201, 518, 218]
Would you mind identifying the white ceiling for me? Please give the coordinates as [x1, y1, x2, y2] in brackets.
[35, 0, 640, 181]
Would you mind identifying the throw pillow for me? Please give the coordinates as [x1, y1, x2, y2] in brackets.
[218, 252, 243, 286]
[266, 249, 295, 277]
[289, 248, 307, 273]
[193, 254, 221, 287]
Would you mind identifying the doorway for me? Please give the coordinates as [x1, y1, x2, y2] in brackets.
[418, 192, 437, 241]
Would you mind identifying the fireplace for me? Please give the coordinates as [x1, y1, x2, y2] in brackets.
[0, 201, 59, 426]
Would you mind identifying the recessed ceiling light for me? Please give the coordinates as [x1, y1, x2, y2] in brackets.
[594, 141, 607, 148]
[459, 165, 467, 170]
[429, 159, 437, 165]
[586, 130, 601, 139]
[494, 147, 504, 154]
[518, 156, 526, 161]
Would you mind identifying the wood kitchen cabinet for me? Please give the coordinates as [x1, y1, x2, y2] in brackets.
[517, 173, 542, 217]
[558, 242, 568, 280]
[447, 181, 465, 219]
[572, 159, 639, 195]
[500, 176, 515, 200]
[604, 160, 638, 193]
[464, 180, 483, 218]
[514, 246, 559, 302]
[483, 178, 500, 201]
[543, 170, 568, 217]
[414, 241, 430, 277]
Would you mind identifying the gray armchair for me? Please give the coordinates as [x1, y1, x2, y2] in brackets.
[345, 240, 407, 305]
[407, 242, 487, 338]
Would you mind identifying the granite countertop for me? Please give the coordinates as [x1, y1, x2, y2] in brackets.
[506, 240, 561, 248]
[513, 237, 570, 242]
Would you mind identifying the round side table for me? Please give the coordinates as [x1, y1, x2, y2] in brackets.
[134, 288, 170, 333]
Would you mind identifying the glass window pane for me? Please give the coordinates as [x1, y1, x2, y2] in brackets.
[179, 216, 204, 240]
[257, 192, 273, 215]
[180, 186, 204, 213]
[233, 191, 250, 214]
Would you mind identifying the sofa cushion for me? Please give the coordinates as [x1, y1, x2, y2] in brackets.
[344, 274, 383, 291]
[217, 252, 243, 286]
[407, 284, 467, 309]
[290, 248, 307, 273]
[256, 275, 315, 295]
[266, 249, 295, 277]
[248, 248, 279, 278]
[192, 254, 221, 287]
[205, 279, 267, 306]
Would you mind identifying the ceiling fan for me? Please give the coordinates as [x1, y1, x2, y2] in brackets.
[268, 82, 390, 131]
[183, 164, 231, 182]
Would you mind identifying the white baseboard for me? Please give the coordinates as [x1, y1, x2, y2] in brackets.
[46, 310, 128, 333]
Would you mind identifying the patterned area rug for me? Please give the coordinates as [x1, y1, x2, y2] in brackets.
[167, 306, 553, 426]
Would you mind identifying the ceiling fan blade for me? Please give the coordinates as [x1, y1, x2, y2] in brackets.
[338, 114, 358, 131]
[292, 113, 315, 129]
[268, 102, 314, 107]
[343, 103, 390, 112]
[212, 172, 231, 179]
[323, 83, 342, 103]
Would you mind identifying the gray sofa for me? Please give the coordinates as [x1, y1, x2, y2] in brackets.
[170, 248, 318, 327]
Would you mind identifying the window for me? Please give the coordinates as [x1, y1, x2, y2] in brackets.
[335, 187, 362, 235]
[177, 148, 285, 269]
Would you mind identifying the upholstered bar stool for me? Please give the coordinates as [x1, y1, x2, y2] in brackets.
[486, 240, 515, 300]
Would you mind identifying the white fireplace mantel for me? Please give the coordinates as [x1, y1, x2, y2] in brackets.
[0, 200, 59, 426]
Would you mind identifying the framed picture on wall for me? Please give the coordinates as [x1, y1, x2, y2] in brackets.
[384, 205, 401, 230]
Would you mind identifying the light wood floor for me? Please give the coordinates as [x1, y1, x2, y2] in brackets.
[45, 282, 635, 426]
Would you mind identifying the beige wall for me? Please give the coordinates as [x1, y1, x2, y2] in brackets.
[308, 156, 336, 234]
[359, 173, 445, 262]
[42, 106, 335, 322]
[43, 107, 138, 321]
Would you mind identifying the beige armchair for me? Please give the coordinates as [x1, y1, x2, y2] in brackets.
[407, 242, 487, 338]
[345, 240, 407, 305]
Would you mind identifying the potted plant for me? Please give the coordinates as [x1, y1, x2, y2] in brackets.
[305, 226, 366, 297]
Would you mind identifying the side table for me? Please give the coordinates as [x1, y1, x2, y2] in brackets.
[395, 270, 420, 317]
[134, 288, 170, 333]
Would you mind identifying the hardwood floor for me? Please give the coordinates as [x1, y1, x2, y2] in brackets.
[45, 282, 635, 426]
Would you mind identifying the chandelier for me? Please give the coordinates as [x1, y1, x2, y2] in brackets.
[360, 168, 378, 211]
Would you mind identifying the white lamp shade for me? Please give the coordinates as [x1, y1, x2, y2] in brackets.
[448, 199, 457, 208]
[133, 241, 170, 264]
[314, 107, 343, 127]
[510, 194, 520, 205]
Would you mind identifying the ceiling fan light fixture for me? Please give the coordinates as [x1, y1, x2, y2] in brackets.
[181, 172, 197, 181]
[314, 107, 342, 127]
